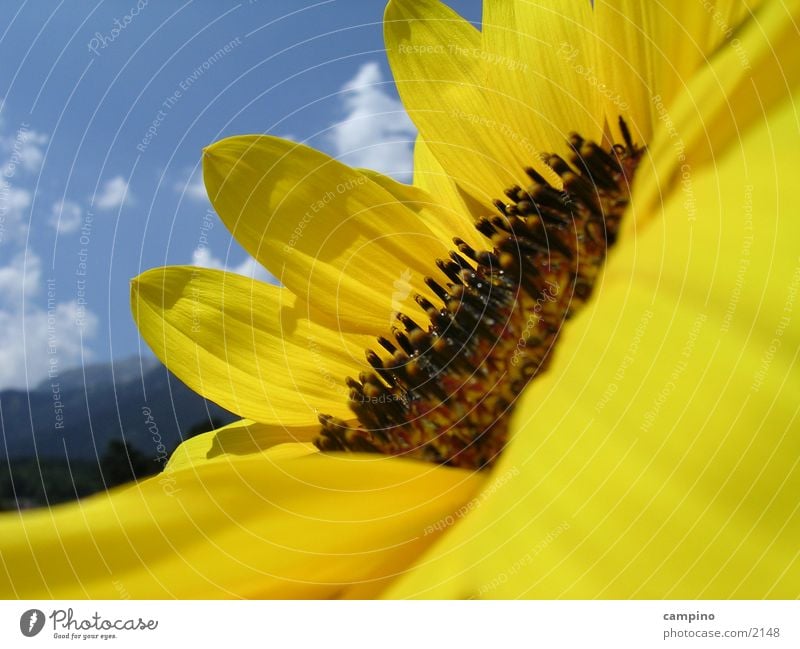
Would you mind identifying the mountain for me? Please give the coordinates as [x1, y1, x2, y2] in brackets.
[0, 355, 236, 463]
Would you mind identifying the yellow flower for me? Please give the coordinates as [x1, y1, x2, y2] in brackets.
[2, 0, 798, 598]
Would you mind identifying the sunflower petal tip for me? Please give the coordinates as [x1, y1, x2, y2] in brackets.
[129, 271, 151, 293]
[202, 141, 224, 164]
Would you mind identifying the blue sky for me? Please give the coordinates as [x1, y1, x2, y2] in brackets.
[0, 0, 482, 390]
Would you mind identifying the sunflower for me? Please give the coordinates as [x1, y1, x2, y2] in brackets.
[2, 0, 798, 599]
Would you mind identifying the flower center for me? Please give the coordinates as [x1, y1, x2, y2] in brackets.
[315, 119, 643, 469]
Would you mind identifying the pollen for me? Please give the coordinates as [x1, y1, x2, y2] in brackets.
[316, 118, 644, 469]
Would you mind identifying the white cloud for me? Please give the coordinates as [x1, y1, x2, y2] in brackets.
[0, 123, 49, 244]
[191, 246, 276, 284]
[0, 119, 97, 390]
[0, 250, 98, 390]
[16, 130, 48, 174]
[0, 122, 45, 245]
[0, 249, 40, 307]
[329, 62, 417, 181]
[191, 246, 222, 270]
[0, 183, 32, 245]
[0, 127, 48, 176]
[48, 199, 83, 234]
[0, 300, 98, 390]
[4, 185, 31, 212]
[174, 168, 208, 203]
[229, 255, 275, 282]
[94, 175, 132, 210]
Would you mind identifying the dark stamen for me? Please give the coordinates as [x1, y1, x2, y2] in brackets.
[315, 120, 644, 469]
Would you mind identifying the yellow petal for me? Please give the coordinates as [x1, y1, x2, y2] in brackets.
[387, 88, 800, 599]
[481, 0, 603, 148]
[131, 266, 371, 425]
[632, 0, 800, 224]
[203, 135, 451, 333]
[0, 446, 485, 598]
[412, 135, 469, 214]
[385, 0, 545, 208]
[165, 418, 320, 472]
[595, 0, 769, 145]
[360, 162, 484, 251]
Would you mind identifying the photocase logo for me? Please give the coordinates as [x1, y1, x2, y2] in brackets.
[20, 609, 45, 637]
